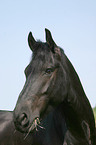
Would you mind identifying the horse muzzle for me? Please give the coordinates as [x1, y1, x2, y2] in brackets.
[13, 107, 40, 133]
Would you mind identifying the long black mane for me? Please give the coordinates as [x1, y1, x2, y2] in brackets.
[60, 49, 95, 144]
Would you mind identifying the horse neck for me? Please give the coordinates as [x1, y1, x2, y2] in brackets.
[62, 54, 92, 116]
[61, 53, 95, 127]
[61, 54, 96, 144]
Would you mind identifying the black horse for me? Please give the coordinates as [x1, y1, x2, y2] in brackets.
[13, 29, 96, 145]
[0, 110, 33, 145]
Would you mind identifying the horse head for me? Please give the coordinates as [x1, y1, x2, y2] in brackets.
[13, 29, 69, 133]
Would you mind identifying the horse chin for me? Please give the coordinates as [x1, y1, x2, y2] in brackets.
[23, 117, 44, 139]
[18, 106, 54, 133]
[26, 106, 54, 133]
[14, 117, 40, 133]
[15, 124, 29, 133]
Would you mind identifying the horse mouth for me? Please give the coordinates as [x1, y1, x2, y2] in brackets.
[24, 117, 45, 140]
[29, 117, 40, 131]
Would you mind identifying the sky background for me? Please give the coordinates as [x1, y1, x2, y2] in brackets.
[0, 0, 96, 110]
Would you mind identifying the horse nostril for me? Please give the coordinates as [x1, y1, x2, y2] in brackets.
[19, 113, 29, 127]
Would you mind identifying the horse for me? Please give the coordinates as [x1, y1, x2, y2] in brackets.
[0, 110, 33, 145]
[13, 28, 96, 145]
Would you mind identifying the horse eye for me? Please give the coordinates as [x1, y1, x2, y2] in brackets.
[45, 68, 53, 74]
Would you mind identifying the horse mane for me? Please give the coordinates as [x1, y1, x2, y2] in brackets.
[64, 52, 93, 115]
[59, 48, 95, 144]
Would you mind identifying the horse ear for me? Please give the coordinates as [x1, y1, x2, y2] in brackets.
[45, 28, 57, 52]
[45, 28, 61, 59]
[28, 32, 36, 51]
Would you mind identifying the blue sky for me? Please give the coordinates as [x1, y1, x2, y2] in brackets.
[0, 0, 96, 110]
